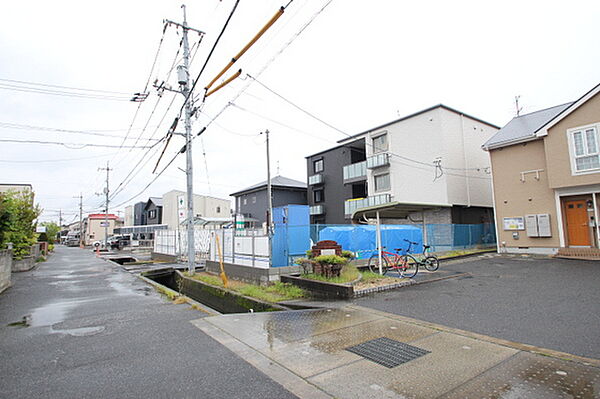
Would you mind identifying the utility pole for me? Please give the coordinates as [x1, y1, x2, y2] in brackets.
[98, 161, 112, 248]
[265, 129, 273, 235]
[165, 5, 204, 274]
[58, 209, 62, 228]
[74, 193, 83, 247]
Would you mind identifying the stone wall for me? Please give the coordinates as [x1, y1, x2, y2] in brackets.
[0, 250, 11, 293]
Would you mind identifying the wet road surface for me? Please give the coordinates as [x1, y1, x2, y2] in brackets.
[0, 246, 297, 399]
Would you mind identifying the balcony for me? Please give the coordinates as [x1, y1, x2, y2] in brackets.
[343, 160, 367, 183]
[366, 153, 390, 169]
[310, 205, 325, 215]
[344, 194, 392, 216]
[308, 174, 324, 185]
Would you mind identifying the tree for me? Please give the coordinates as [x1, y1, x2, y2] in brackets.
[0, 191, 42, 259]
[40, 221, 61, 243]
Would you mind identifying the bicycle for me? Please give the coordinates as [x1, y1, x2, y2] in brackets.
[367, 246, 419, 278]
[403, 239, 439, 271]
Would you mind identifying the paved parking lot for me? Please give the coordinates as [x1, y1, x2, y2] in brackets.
[355, 254, 600, 359]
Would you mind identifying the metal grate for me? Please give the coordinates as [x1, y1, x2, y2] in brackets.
[346, 337, 430, 368]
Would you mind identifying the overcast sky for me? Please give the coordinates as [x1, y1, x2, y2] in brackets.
[1, 0, 598, 224]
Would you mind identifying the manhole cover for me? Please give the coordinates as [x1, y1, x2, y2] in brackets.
[346, 337, 430, 368]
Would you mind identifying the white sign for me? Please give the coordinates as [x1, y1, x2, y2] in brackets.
[100, 221, 110, 227]
[503, 217, 524, 231]
[35, 226, 46, 233]
[178, 195, 186, 223]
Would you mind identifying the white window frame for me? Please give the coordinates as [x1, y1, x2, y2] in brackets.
[373, 172, 391, 192]
[371, 131, 388, 154]
[567, 123, 600, 175]
[314, 158, 324, 173]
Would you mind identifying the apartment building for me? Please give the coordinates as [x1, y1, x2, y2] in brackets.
[306, 104, 499, 224]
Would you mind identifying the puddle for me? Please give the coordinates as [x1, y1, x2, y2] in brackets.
[51, 326, 105, 337]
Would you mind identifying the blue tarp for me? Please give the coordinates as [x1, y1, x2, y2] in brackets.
[318, 225, 423, 258]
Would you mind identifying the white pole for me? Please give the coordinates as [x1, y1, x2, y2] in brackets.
[376, 210, 383, 274]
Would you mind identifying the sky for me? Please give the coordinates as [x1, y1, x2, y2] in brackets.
[0, 0, 598, 225]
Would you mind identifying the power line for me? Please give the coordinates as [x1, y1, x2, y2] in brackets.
[0, 84, 132, 101]
[0, 77, 132, 95]
[0, 153, 116, 163]
[0, 122, 160, 140]
[0, 138, 153, 149]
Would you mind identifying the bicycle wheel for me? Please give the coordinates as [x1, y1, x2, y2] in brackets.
[400, 254, 418, 278]
[368, 254, 389, 275]
[424, 256, 439, 271]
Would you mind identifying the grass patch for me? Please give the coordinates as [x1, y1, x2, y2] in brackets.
[360, 270, 388, 283]
[187, 272, 306, 303]
[302, 264, 360, 284]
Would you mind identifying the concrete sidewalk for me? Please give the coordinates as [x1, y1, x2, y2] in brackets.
[193, 305, 600, 398]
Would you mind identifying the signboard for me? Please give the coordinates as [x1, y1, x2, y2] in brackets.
[178, 195, 186, 224]
[35, 226, 47, 233]
[503, 217, 524, 231]
[100, 221, 110, 227]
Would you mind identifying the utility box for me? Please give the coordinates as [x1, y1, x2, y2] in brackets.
[525, 214, 552, 238]
[525, 215, 539, 237]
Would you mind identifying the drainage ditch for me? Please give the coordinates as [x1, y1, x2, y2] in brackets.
[143, 268, 291, 314]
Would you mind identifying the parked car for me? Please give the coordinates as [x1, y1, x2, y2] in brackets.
[107, 235, 131, 249]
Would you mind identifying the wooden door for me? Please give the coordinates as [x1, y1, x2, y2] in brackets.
[565, 200, 590, 246]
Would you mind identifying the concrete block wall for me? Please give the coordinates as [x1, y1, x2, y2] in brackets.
[0, 250, 12, 293]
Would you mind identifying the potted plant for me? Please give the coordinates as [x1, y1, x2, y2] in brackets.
[314, 254, 348, 278]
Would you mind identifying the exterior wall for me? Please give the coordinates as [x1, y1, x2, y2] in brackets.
[489, 140, 560, 251]
[0, 249, 12, 293]
[366, 108, 448, 205]
[544, 92, 600, 189]
[133, 202, 146, 226]
[0, 184, 32, 194]
[162, 190, 231, 230]
[124, 206, 133, 226]
[235, 188, 307, 225]
[306, 146, 356, 224]
[439, 110, 496, 207]
[86, 218, 118, 244]
[145, 203, 162, 225]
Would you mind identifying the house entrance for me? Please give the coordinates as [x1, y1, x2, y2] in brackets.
[564, 199, 591, 246]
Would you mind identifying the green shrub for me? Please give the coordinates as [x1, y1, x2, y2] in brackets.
[341, 250, 355, 260]
[314, 254, 348, 265]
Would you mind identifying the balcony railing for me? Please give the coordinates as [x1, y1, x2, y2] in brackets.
[308, 174, 324, 185]
[310, 205, 325, 215]
[343, 160, 367, 182]
[366, 153, 390, 169]
[344, 194, 392, 216]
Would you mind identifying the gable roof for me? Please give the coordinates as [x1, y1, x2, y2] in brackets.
[145, 197, 163, 209]
[338, 104, 499, 144]
[482, 102, 573, 150]
[230, 175, 307, 197]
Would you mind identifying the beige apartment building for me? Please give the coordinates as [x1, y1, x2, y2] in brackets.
[483, 83, 600, 256]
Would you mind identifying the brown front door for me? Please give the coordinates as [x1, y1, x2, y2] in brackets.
[564, 199, 590, 246]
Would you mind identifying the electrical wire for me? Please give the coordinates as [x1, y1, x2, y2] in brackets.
[0, 122, 159, 141]
[0, 153, 116, 163]
[0, 77, 132, 95]
[0, 84, 132, 101]
[0, 138, 153, 149]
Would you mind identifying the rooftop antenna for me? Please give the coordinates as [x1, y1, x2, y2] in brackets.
[515, 95, 523, 117]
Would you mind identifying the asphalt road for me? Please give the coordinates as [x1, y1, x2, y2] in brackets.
[0, 246, 297, 399]
[354, 254, 600, 359]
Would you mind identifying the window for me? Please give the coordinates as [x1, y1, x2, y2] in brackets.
[314, 159, 324, 173]
[372, 133, 388, 153]
[569, 126, 600, 173]
[148, 210, 156, 219]
[313, 189, 324, 203]
[243, 198, 247, 205]
[252, 196, 256, 204]
[374, 173, 390, 191]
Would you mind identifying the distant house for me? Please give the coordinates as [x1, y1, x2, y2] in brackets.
[230, 176, 308, 226]
[133, 201, 147, 226]
[483, 83, 600, 256]
[144, 197, 163, 225]
[84, 214, 122, 245]
[161, 190, 231, 230]
[0, 183, 32, 195]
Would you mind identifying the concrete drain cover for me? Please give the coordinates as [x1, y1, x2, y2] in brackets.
[346, 337, 430, 368]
